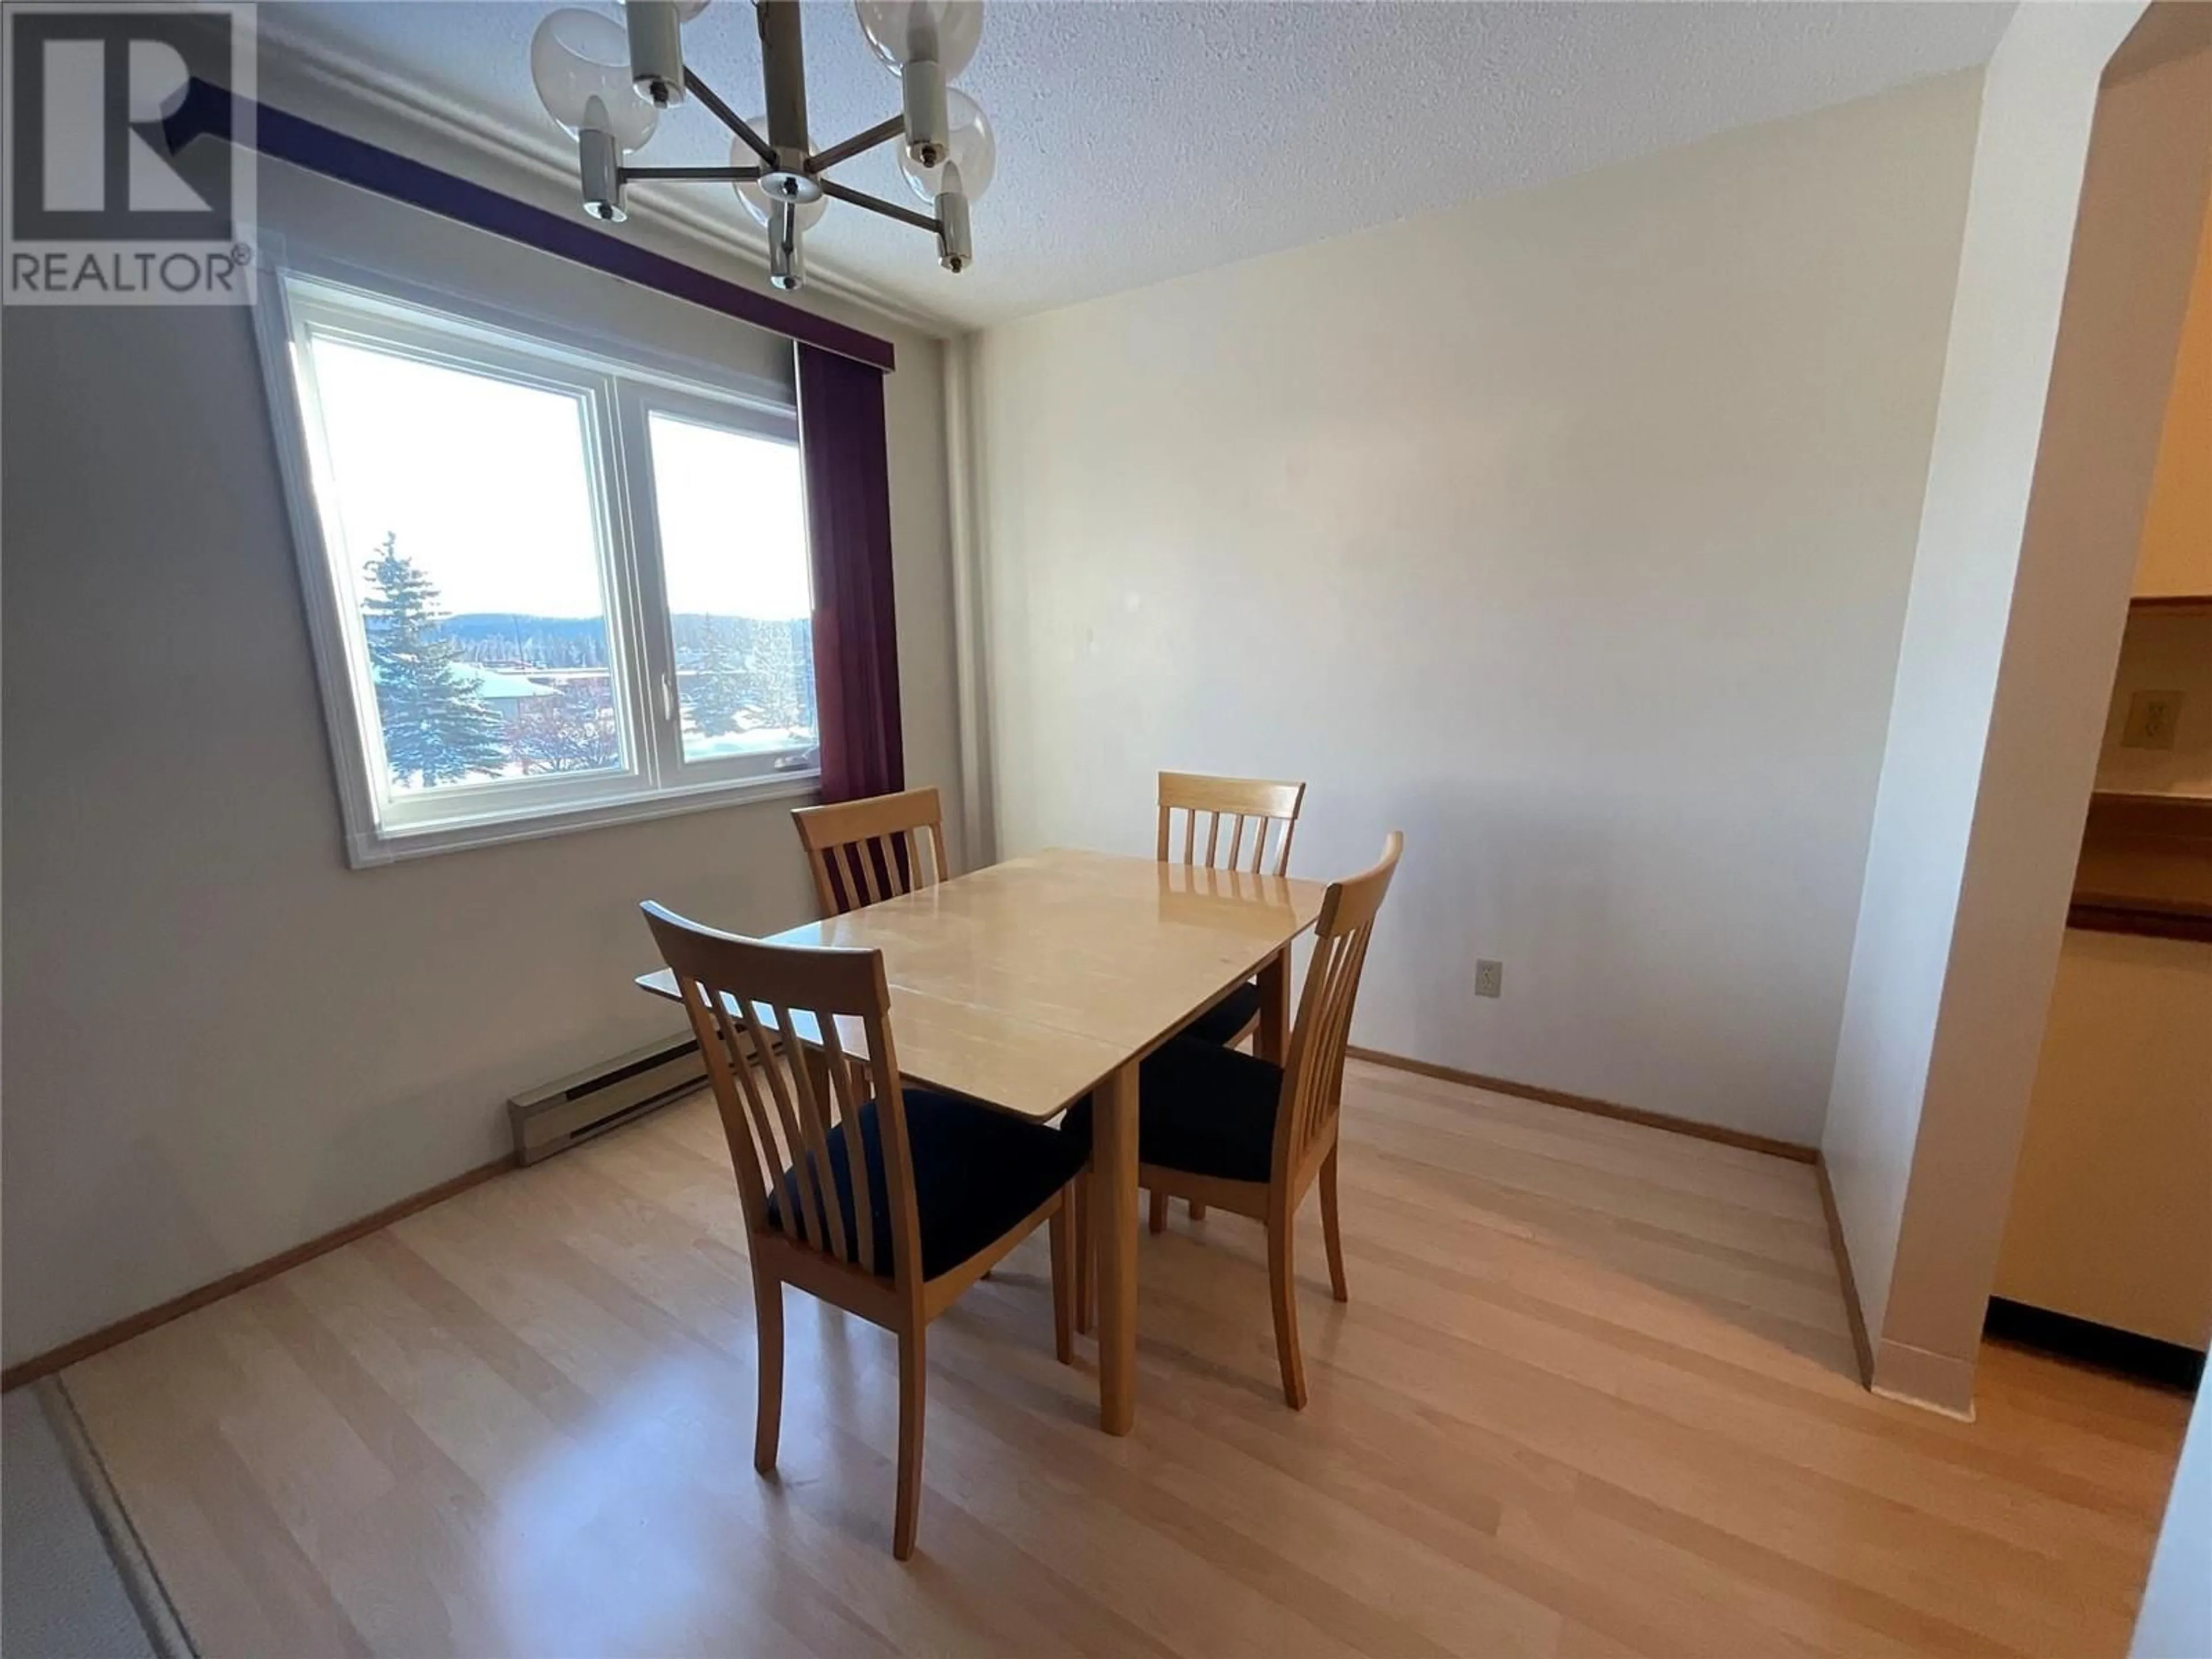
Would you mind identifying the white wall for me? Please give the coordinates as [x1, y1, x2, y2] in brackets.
[0, 118, 960, 1363]
[2134, 1381, 2212, 1658]
[1820, 3, 2144, 1396]
[2095, 611, 2212, 797]
[969, 75, 1982, 1146]
[1995, 930, 2212, 1349]
[1822, 8, 2212, 1413]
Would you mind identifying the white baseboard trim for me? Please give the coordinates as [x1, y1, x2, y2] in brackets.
[1872, 1337, 1979, 1419]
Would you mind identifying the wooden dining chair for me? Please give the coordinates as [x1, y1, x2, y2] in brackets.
[1147, 771, 1309, 1230]
[1078, 832, 1402, 1407]
[789, 787, 953, 1120]
[792, 786, 952, 917]
[1158, 770, 1306, 876]
[1157, 771, 1308, 1047]
[641, 901, 1083, 1560]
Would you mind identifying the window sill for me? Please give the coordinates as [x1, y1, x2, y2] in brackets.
[346, 768, 822, 869]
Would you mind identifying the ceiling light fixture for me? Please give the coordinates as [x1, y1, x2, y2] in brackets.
[530, 0, 993, 291]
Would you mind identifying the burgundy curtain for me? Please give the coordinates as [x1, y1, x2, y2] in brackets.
[797, 343, 904, 805]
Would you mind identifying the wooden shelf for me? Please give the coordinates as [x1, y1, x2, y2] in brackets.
[2085, 790, 2212, 830]
[2071, 791, 2212, 942]
[2070, 898, 2212, 944]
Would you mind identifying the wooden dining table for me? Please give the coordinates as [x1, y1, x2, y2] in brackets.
[637, 846, 1327, 1434]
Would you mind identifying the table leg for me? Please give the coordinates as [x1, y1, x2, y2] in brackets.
[1094, 1058, 1139, 1435]
[1257, 945, 1293, 1065]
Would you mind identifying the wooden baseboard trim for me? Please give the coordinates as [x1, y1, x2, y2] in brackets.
[1814, 1154, 1874, 1387]
[1346, 1046, 1817, 1164]
[1984, 1297, 2206, 1392]
[0, 1156, 514, 1392]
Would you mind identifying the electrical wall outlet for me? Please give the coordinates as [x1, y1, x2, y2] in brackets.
[2122, 689, 2184, 750]
[1474, 959, 1503, 998]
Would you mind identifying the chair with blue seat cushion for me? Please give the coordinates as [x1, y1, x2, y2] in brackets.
[1157, 778, 1308, 995]
[1062, 1039, 1282, 1186]
[765, 1088, 1089, 1279]
[789, 789, 959, 1171]
[642, 901, 1078, 1562]
[791, 786, 952, 918]
[1087, 832, 1402, 1408]
[1176, 980, 1267, 1048]
[1147, 771, 1308, 1227]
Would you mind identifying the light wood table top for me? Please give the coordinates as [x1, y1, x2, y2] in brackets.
[639, 847, 1327, 1119]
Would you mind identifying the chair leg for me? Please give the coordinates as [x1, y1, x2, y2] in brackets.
[894, 1326, 926, 1560]
[1048, 1192, 1074, 1364]
[1149, 1188, 1167, 1234]
[1267, 1211, 1308, 1410]
[1321, 1146, 1348, 1303]
[1188, 1200, 1208, 1221]
[1071, 1173, 1093, 1335]
[752, 1272, 785, 1473]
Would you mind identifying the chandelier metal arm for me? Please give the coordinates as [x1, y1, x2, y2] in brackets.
[619, 165, 763, 182]
[817, 177, 941, 236]
[684, 66, 775, 166]
[805, 116, 906, 177]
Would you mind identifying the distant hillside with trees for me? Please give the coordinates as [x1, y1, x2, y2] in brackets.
[445, 613, 609, 668]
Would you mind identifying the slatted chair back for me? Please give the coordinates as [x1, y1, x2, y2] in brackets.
[1156, 772, 1308, 877]
[1274, 832, 1403, 1178]
[641, 902, 922, 1289]
[793, 787, 953, 916]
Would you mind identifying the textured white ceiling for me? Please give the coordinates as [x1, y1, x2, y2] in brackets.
[263, 1, 2012, 331]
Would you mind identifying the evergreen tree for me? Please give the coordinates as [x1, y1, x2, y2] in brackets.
[360, 535, 509, 786]
[680, 615, 751, 737]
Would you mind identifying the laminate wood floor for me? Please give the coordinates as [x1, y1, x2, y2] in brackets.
[61, 1060, 2188, 1658]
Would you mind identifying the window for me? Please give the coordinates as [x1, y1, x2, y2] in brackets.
[262, 270, 817, 863]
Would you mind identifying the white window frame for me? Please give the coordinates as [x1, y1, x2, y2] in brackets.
[252, 248, 820, 867]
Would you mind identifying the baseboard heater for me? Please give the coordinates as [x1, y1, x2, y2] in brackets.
[509, 1035, 721, 1165]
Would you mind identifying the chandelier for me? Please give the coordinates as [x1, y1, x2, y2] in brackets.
[529, 1, 993, 291]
